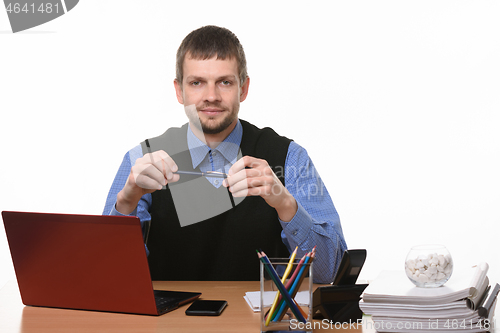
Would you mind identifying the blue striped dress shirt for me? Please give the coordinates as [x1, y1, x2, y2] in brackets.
[102, 120, 347, 283]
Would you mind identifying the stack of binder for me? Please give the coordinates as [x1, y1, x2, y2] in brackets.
[359, 263, 499, 333]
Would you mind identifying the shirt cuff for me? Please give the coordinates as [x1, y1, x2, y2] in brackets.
[279, 201, 313, 245]
[109, 202, 138, 217]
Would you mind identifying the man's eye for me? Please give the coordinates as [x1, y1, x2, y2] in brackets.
[191, 81, 200, 86]
[221, 80, 231, 85]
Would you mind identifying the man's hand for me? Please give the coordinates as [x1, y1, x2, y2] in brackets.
[223, 156, 298, 222]
[116, 150, 180, 215]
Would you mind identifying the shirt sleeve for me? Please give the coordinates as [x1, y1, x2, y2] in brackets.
[102, 145, 153, 224]
[280, 141, 347, 283]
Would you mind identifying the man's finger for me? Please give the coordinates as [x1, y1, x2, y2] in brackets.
[134, 164, 167, 187]
[142, 150, 178, 181]
[228, 156, 261, 176]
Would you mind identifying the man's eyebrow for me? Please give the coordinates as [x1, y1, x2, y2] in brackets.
[185, 75, 237, 82]
[217, 75, 238, 81]
[185, 75, 204, 82]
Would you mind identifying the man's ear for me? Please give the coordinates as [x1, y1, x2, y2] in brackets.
[174, 79, 184, 104]
[240, 77, 250, 102]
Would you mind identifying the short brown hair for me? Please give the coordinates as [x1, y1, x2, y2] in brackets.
[176, 25, 248, 86]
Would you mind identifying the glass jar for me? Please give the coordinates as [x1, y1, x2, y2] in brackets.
[405, 245, 453, 288]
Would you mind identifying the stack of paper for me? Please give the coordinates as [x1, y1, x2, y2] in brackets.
[359, 263, 498, 333]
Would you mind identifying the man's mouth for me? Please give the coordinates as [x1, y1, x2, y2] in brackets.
[199, 108, 225, 117]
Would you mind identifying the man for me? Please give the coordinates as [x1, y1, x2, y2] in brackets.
[103, 25, 346, 283]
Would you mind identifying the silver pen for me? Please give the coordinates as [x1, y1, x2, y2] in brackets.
[145, 140, 227, 178]
[174, 170, 228, 178]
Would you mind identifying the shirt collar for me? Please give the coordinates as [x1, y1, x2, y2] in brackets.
[186, 120, 243, 169]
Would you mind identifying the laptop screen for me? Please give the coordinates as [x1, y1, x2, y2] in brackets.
[2, 211, 200, 315]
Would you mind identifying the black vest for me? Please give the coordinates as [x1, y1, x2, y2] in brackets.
[141, 120, 292, 281]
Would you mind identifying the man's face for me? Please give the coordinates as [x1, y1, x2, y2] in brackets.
[175, 56, 249, 136]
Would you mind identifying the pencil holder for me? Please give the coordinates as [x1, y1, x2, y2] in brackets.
[260, 257, 313, 333]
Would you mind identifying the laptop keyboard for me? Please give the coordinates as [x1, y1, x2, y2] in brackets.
[153, 290, 201, 314]
[154, 291, 179, 312]
[155, 296, 176, 307]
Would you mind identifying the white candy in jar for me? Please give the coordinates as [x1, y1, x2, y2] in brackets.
[405, 252, 452, 286]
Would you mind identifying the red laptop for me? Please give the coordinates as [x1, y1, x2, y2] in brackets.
[1, 211, 200, 315]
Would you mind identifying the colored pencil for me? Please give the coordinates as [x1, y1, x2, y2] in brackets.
[272, 254, 311, 321]
[269, 252, 307, 321]
[265, 247, 298, 326]
[257, 251, 306, 323]
[273, 246, 316, 322]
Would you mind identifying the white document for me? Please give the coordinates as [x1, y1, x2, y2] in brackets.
[244, 291, 310, 312]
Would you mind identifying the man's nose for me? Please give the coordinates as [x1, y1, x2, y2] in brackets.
[204, 82, 221, 102]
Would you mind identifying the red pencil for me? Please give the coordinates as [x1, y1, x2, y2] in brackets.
[271, 247, 316, 321]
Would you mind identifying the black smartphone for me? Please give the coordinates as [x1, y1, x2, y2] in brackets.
[185, 300, 228, 316]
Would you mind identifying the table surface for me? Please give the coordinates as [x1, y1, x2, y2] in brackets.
[0, 280, 374, 333]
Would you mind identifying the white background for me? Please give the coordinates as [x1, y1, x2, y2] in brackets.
[1, 1, 499, 289]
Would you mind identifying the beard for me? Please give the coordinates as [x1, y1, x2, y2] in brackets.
[186, 102, 239, 135]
